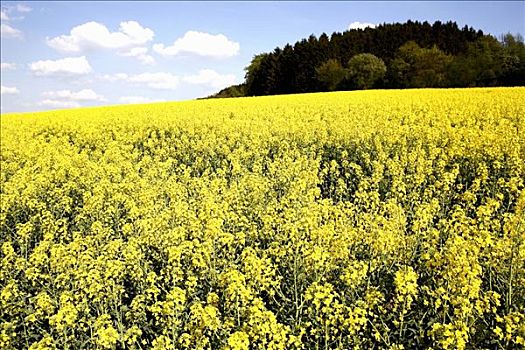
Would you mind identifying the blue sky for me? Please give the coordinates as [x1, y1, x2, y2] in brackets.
[1, 1, 524, 113]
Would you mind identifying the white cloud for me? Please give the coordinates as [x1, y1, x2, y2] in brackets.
[127, 73, 179, 89]
[1, 62, 16, 70]
[29, 56, 92, 76]
[1, 23, 22, 38]
[100, 73, 128, 82]
[183, 69, 236, 89]
[120, 46, 155, 65]
[153, 31, 240, 58]
[47, 21, 154, 53]
[119, 96, 166, 104]
[102, 69, 235, 91]
[102, 72, 179, 90]
[39, 99, 81, 109]
[1, 3, 31, 20]
[38, 88, 105, 110]
[16, 4, 32, 13]
[1, 85, 20, 95]
[42, 89, 106, 102]
[348, 21, 376, 30]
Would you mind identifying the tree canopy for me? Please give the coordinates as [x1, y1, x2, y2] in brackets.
[315, 59, 346, 91]
[207, 21, 524, 98]
[346, 53, 387, 89]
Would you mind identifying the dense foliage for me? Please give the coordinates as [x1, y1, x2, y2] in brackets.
[205, 84, 246, 99]
[210, 21, 525, 98]
[346, 53, 387, 90]
[1, 88, 524, 349]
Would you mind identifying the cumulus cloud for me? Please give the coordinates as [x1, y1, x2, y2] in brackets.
[47, 21, 154, 53]
[348, 21, 376, 30]
[101, 72, 179, 90]
[1, 62, 16, 70]
[29, 56, 93, 76]
[120, 47, 155, 65]
[16, 4, 32, 13]
[153, 31, 240, 58]
[1, 23, 22, 38]
[42, 89, 106, 102]
[119, 96, 166, 104]
[1, 85, 20, 95]
[39, 99, 81, 109]
[183, 69, 236, 89]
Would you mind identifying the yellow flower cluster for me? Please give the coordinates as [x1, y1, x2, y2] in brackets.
[1, 87, 524, 349]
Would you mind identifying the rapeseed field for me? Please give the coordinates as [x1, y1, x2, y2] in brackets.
[1, 88, 524, 349]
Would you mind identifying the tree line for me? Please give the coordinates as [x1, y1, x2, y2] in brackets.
[208, 21, 525, 98]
